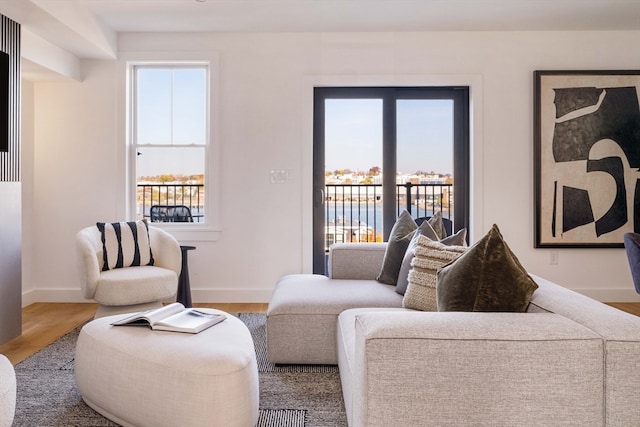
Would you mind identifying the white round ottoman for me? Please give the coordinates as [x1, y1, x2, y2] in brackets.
[75, 309, 259, 427]
[0, 354, 16, 427]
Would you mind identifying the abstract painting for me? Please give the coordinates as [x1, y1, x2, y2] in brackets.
[534, 70, 640, 248]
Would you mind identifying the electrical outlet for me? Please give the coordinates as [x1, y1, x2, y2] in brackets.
[549, 251, 559, 265]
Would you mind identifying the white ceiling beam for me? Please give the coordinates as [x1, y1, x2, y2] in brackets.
[0, 0, 116, 60]
[21, 29, 82, 81]
[30, 0, 117, 59]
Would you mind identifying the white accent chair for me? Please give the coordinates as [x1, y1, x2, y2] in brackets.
[76, 225, 182, 318]
[0, 354, 16, 427]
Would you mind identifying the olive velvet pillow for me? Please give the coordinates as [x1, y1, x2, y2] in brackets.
[436, 224, 538, 312]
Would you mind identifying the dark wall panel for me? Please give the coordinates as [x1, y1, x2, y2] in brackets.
[0, 14, 21, 344]
[1, 14, 20, 182]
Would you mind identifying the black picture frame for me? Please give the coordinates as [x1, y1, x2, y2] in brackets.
[534, 70, 640, 248]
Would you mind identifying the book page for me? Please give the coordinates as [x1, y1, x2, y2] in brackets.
[144, 303, 185, 324]
[111, 302, 185, 326]
[153, 309, 225, 333]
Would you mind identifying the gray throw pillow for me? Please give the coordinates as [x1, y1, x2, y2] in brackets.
[439, 228, 467, 246]
[402, 235, 467, 311]
[428, 211, 446, 240]
[376, 210, 417, 285]
[436, 224, 538, 312]
[396, 226, 467, 296]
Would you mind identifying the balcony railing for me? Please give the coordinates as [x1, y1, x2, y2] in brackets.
[325, 183, 452, 249]
[137, 182, 452, 238]
[137, 183, 205, 223]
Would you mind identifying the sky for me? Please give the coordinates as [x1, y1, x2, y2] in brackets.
[325, 98, 454, 175]
[134, 67, 454, 177]
[135, 66, 207, 177]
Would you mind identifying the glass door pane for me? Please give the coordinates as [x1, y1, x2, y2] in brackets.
[396, 99, 454, 220]
[324, 99, 383, 250]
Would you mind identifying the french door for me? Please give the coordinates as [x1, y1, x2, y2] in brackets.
[313, 87, 469, 275]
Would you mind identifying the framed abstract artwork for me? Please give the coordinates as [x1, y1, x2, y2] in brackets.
[534, 70, 640, 248]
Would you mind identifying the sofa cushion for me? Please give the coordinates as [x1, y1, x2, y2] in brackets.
[267, 274, 403, 364]
[329, 243, 387, 280]
[396, 227, 467, 296]
[402, 236, 467, 311]
[376, 210, 417, 285]
[94, 266, 178, 305]
[436, 224, 538, 312]
[338, 308, 605, 427]
[96, 220, 154, 271]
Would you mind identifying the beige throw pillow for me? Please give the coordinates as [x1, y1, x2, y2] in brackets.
[396, 227, 467, 296]
[402, 235, 467, 311]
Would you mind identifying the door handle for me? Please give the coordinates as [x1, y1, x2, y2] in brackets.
[314, 188, 324, 208]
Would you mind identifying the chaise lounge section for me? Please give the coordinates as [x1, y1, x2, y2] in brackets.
[267, 241, 640, 426]
[266, 243, 402, 365]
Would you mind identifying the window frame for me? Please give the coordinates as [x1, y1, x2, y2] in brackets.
[312, 86, 470, 274]
[122, 53, 221, 241]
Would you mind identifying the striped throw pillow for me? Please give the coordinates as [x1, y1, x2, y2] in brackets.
[96, 220, 154, 271]
[402, 235, 466, 311]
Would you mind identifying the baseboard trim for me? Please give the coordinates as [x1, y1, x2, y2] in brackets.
[191, 289, 272, 303]
[22, 288, 272, 306]
[22, 288, 87, 307]
[22, 287, 640, 306]
[575, 288, 640, 303]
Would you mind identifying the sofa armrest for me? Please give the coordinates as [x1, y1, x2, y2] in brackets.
[349, 311, 604, 426]
[328, 243, 387, 280]
[76, 227, 102, 299]
[148, 227, 182, 276]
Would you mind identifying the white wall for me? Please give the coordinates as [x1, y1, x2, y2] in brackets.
[21, 79, 34, 297]
[22, 30, 640, 305]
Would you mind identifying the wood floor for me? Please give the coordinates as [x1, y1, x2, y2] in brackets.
[0, 301, 638, 366]
[0, 302, 267, 365]
[607, 302, 640, 317]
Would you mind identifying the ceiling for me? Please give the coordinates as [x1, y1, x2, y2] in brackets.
[1, 0, 639, 78]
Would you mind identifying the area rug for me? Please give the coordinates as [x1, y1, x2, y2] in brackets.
[13, 313, 347, 427]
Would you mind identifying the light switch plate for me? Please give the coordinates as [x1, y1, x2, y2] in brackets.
[270, 169, 290, 184]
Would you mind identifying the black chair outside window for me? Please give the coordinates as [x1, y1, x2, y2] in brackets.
[150, 205, 193, 223]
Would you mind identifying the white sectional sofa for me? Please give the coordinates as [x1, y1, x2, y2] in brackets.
[266, 242, 640, 426]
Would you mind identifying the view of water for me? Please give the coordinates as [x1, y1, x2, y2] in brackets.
[326, 203, 443, 235]
[137, 201, 446, 229]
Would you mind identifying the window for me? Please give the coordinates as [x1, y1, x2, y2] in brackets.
[129, 64, 209, 225]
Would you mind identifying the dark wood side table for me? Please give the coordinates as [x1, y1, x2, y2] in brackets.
[177, 245, 196, 308]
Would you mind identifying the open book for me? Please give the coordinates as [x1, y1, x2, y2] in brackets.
[111, 303, 226, 334]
